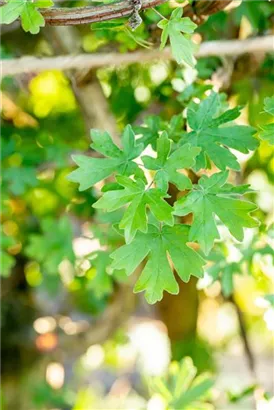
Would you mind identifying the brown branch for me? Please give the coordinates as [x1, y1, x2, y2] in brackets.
[2, 35, 273, 76]
[0, 0, 168, 26]
[184, 0, 233, 17]
[230, 295, 257, 379]
[0, 0, 234, 27]
[42, 0, 234, 26]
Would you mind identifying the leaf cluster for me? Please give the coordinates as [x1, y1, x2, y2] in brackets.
[149, 357, 214, 409]
[68, 92, 259, 303]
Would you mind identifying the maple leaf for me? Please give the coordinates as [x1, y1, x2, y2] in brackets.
[157, 8, 197, 68]
[142, 132, 200, 192]
[93, 175, 174, 243]
[67, 125, 143, 191]
[174, 171, 259, 255]
[110, 224, 205, 304]
[181, 92, 258, 171]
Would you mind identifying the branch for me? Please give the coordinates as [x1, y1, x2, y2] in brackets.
[0, 0, 167, 26]
[230, 295, 257, 379]
[2, 36, 273, 76]
[0, 0, 234, 26]
[184, 0, 233, 17]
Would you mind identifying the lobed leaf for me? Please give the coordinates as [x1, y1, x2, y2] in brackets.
[174, 171, 259, 255]
[110, 224, 205, 304]
[181, 92, 258, 170]
[142, 132, 200, 192]
[67, 125, 143, 191]
[93, 175, 174, 243]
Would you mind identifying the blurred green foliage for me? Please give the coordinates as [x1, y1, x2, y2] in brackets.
[1, 1, 274, 409]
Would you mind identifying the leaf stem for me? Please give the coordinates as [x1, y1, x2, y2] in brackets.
[146, 179, 155, 190]
[151, 7, 167, 20]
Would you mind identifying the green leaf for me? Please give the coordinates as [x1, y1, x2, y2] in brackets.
[21, 2, 45, 34]
[142, 132, 200, 192]
[263, 294, 274, 307]
[181, 92, 258, 170]
[174, 171, 258, 255]
[0, 0, 53, 33]
[3, 167, 37, 195]
[1, 251, 16, 278]
[33, 0, 53, 7]
[86, 251, 125, 298]
[208, 254, 241, 297]
[157, 8, 197, 68]
[174, 375, 214, 408]
[0, 0, 24, 24]
[259, 123, 274, 145]
[134, 114, 185, 149]
[259, 96, 274, 145]
[263, 96, 274, 116]
[150, 357, 214, 408]
[67, 125, 143, 191]
[134, 115, 163, 149]
[25, 216, 75, 275]
[93, 176, 174, 243]
[87, 251, 113, 297]
[110, 224, 205, 304]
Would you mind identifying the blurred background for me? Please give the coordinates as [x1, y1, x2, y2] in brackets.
[1, 1, 274, 409]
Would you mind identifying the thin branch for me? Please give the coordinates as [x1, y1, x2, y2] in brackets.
[230, 295, 257, 379]
[1, 36, 273, 76]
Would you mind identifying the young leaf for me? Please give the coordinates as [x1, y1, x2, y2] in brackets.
[150, 357, 214, 409]
[93, 175, 174, 243]
[181, 92, 258, 170]
[157, 8, 197, 68]
[0, 0, 24, 24]
[20, 2, 45, 34]
[0, 0, 53, 34]
[174, 171, 259, 255]
[67, 125, 143, 191]
[110, 224, 205, 304]
[142, 132, 200, 192]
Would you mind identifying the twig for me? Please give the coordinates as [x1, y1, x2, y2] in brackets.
[1, 35, 273, 76]
[230, 295, 257, 379]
